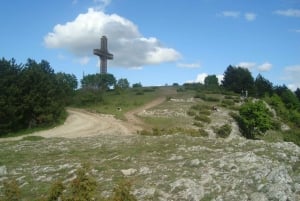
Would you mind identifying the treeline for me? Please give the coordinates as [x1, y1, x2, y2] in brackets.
[0, 58, 77, 135]
[184, 65, 300, 129]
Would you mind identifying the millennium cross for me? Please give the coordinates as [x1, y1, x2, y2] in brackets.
[93, 36, 113, 74]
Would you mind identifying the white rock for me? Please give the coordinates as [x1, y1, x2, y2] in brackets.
[121, 168, 137, 176]
[0, 166, 7, 176]
[170, 178, 204, 201]
[139, 167, 152, 175]
[190, 159, 200, 166]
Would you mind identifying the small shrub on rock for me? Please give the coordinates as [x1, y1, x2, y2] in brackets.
[215, 124, 232, 138]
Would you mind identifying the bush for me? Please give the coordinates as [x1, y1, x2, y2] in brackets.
[283, 130, 300, 146]
[108, 180, 137, 201]
[221, 99, 235, 107]
[238, 100, 272, 139]
[47, 180, 64, 201]
[215, 124, 232, 138]
[194, 114, 211, 123]
[2, 178, 20, 201]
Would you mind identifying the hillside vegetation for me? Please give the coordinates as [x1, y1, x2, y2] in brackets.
[1, 59, 300, 200]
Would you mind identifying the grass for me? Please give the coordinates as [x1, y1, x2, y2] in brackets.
[1, 86, 300, 200]
[1, 133, 299, 200]
[80, 87, 163, 119]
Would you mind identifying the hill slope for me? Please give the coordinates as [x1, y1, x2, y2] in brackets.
[0, 87, 299, 200]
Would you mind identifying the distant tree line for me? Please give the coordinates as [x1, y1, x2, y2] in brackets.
[0, 58, 77, 135]
[183, 65, 300, 140]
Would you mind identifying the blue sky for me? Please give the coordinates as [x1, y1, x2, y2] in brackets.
[1, 0, 300, 89]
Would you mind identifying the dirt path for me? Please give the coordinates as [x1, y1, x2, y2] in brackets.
[0, 88, 176, 142]
[124, 96, 166, 130]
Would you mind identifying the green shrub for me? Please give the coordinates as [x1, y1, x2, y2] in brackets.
[187, 110, 196, 116]
[221, 99, 235, 107]
[2, 178, 20, 201]
[194, 115, 211, 123]
[215, 124, 232, 138]
[238, 100, 272, 139]
[47, 180, 64, 201]
[64, 166, 97, 201]
[283, 130, 300, 146]
[108, 180, 137, 201]
[193, 121, 204, 128]
[198, 129, 209, 137]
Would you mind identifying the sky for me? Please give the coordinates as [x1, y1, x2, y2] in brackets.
[1, 0, 300, 90]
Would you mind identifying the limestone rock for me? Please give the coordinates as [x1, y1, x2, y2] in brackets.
[121, 168, 137, 176]
[0, 166, 7, 176]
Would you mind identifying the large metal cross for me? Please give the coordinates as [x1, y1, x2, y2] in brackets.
[93, 36, 113, 74]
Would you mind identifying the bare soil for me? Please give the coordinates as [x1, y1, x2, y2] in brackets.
[0, 96, 168, 142]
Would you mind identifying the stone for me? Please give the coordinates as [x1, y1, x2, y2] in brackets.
[121, 168, 137, 176]
[139, 167, 152, 175]
[250, 192, 268, 201]
[190, 159, 200, 166]
[170, 178, 204, 201]
[0, 166, 7, 176]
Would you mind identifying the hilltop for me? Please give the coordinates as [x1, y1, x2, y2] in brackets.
[0, 85, 300, 200]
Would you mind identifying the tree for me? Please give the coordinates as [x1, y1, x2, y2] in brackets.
[0, 58, 23, 133]
[254, 74, 273, 98]
[56, 72, 77, 105]
[132, 82, 142, 88]
[295, 88, 300, 102]
[204, 75, 219, 87]
[239, 100, 272, 139]
[222, 65, 254, 95]
[116, 78, 130, 89]
[81, 73, 116, 91]
[274, 85, 299, 110]
[0, 58, 68, 135]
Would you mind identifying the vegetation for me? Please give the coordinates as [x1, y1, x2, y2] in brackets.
[238, 100, 272, 139]
[214, 124, 232, 138]
[222, 65, 254, 95]
[0, 165, 137, 201]
[0, 58, 76, 136]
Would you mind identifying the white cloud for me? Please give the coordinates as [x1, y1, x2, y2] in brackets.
[245, 13, 256, 21]
[93, 0, 112, 11]
[274, 9, 300, 17]
[217, 75, 224, 85]
[195, 73, 208, 84]
[237, 62, 256, 69]
[78, 56, 90, 65]
[221, 11, 240, 18]
[177, 62, 201, 68]
[188, 73, 223, 85]
[283, 65, 300, 91]
[258, 62, 272, 72]
[237, 61, 272, 72]
[44, 8, 180, 68]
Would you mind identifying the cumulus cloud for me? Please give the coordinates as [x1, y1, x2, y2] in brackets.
[44, 8, 180, 68]
[258, 62, 272, 72]
[237, 61, 272, 72]
[237, 62, 257, 69]
[195, 73, 208, 84]
[177, 62, 201, 68]
[187, 73, 223, 85]
[274, 9, 300, 17]
[221, 11, 240, 18]
[283, 65, 300, 91]
[245, 13, 256, 21]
